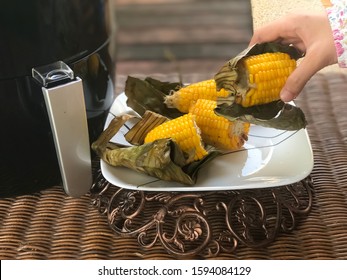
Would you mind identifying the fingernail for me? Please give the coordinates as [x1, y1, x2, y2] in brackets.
[280, 89, 293, 102]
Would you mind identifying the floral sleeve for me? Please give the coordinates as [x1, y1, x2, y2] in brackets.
[321, 0, 347, 67]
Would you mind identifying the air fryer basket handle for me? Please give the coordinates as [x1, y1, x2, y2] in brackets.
[32, 61, 92, 197]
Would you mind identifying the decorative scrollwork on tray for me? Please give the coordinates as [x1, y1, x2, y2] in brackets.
[90, 162, 314, 258]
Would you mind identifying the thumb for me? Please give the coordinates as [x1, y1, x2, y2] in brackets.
[280, 53, 321, 102]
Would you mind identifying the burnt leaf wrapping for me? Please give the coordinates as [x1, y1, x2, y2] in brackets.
[125, 76, 183, 119]
[215, 100, 307, 130]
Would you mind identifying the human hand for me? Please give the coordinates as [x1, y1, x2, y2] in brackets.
[249, 11, 337, 102]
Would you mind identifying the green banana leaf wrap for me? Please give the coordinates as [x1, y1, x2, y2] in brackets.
[215, 100, 307, 131]
[125, 76, 183, 119]
[214, 42, 307, 131]
[92, 113, 221, 186]
[124, 110, 169, 145]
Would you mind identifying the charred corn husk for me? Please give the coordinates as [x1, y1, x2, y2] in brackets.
[215, 43, 300, 107]
[189, 99, 250, 150]
[144, 113, 208, 162]
[125, 110, 169, 145]
[164, 79, 229, 113]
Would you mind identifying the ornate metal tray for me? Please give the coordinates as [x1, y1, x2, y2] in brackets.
[91, 161, 313, 257]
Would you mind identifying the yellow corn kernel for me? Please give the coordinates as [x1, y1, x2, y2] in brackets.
[189, 99, 250, 150]
[240, 52, 296, 107]
[144, 113, 208, 162]
[164, 79, 229, 113]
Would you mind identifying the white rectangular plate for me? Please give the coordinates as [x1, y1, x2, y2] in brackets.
[100, 93, 314, 192]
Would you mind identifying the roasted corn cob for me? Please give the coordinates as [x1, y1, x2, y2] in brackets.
[240, 52, 296, 107]
[189, 99, 250, 150]
[164, 79, 229, 113]
[144, 113, 208, 162]
[215, 50, 297, 107]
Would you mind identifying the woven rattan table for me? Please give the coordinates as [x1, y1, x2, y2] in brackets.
[1, 72, 347, 259]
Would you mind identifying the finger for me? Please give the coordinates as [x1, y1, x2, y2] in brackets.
[280, 52, 322, 102]
[249, 20, 285, 45]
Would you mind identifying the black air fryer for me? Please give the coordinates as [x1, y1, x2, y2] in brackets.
[0, 0, 116, 197]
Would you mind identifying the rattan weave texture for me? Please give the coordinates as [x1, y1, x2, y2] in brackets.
[1, 72, 347, 259]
